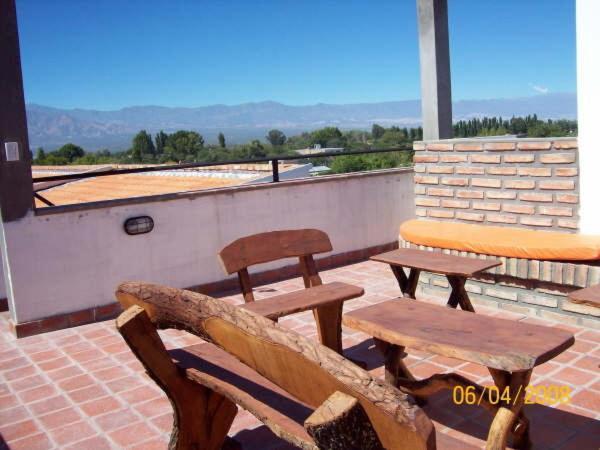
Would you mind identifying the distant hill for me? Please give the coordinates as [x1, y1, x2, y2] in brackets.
[26, 93, 577, 151]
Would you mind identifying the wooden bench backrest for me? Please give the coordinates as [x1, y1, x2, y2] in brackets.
[116, 281, 435, 450]
[218, 229, 333, 302]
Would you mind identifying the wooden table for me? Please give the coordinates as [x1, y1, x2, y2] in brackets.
[568, 284, 600, 309]
[371, 248, 501, 312]
[343, 299, 575, 449]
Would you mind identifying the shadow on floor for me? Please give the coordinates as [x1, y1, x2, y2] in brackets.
[343, 339, 600, 449]
[232, 426, 297, 450]
[344, 338, 384, 371]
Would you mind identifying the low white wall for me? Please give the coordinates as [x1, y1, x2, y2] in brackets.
[2, 169, 414, 323]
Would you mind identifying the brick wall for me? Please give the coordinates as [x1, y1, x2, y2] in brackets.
[413, 138, 579, 231]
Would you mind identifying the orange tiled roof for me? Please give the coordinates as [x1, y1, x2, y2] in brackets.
[33, 163, 302, 207]
[34, 174, 243, 207]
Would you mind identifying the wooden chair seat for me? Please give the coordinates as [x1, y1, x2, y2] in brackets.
[241, 282, 364, 320]
[171, 342, 479, 450]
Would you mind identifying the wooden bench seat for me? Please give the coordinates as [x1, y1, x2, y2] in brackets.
[241, 281, 364, 320]
[116, 282, 481, 449]
[115, 282, 437, 449]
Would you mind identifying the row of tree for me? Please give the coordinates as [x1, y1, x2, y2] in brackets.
[453, 115, 577, 138]
[33, 116, 577, 174]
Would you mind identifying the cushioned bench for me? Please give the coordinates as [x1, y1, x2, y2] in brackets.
[400, 219, 600, 261]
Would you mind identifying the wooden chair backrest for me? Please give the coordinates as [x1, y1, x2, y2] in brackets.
[218, 229, 333, 302]
[115, 282, 435, 450]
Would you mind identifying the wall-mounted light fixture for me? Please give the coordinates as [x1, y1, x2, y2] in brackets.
[124, 216, 154, 235]
[4, 142, 19, 161]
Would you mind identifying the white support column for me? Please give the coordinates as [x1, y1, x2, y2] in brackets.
[416, 0, 453, 140]
[577, 0, 600, 233]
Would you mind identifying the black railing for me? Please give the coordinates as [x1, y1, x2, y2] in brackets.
[33, 147, 412, 182]
[33, 146, 413, 206]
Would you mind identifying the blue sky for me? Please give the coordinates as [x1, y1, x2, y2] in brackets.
[17, 0, 576, 110]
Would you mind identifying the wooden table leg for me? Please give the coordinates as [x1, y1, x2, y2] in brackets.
[373, 338, 426, 405]
[405, 269, 421, 299]
[447, 276, 475, 312]
[487, 368, 532, 450]
[390, 265, 420, 299]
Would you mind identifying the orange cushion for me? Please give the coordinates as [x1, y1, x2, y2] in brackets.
[400, 219, 600, 261]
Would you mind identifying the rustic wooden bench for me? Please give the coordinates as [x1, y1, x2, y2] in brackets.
[218, 229, 364, 353]
[371, 248, 501, 312]
[115, 281, 454, 450]
[343, 299, 575, 450]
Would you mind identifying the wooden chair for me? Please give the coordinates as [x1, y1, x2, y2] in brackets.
[115, 281, 438, 450]
[218, 229, 364, 354]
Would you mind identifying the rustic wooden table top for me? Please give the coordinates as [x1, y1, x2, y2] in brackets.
[342, 299, 574, 371]
[371, 248, 501, 277]
[568, 284, 600, 309]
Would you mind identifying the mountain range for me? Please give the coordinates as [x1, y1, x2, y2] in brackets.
[26, 92, 577, 151]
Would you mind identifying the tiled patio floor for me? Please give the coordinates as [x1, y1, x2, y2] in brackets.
[1, 260, 599, 449]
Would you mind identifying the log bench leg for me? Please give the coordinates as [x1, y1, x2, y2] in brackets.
[487, 369, 532, 450]
[116, 307, 238, 450]
[390, 265, 420, 299]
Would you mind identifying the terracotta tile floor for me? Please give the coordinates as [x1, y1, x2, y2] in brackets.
[1, 260, 599, 449]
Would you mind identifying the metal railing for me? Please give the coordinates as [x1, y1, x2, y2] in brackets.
[33, 146, 413, 206]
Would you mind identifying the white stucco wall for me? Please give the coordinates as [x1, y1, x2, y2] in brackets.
[1, 169, 414, 323]
[577, 0, 600, 233]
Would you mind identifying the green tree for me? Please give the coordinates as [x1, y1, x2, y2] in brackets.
[163, 130, 205, 162]
[371, 124, 385, 140]
[131, 130, 156, 162]
[311, 127, 345, 148]
[43, 153, 69, 165]
[266, 129, 286, 147]
[56, 143, 85, 163]
[218, 132, 226, 148]
[34, 148, 46, 164]
[155, 131, 168, 155]
[379, 129, 408, 147]
[238, 140, 266, 159]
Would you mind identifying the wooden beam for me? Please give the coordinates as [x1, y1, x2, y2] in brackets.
[0, 0, 34, 221]
[417, 0, 453, 140]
